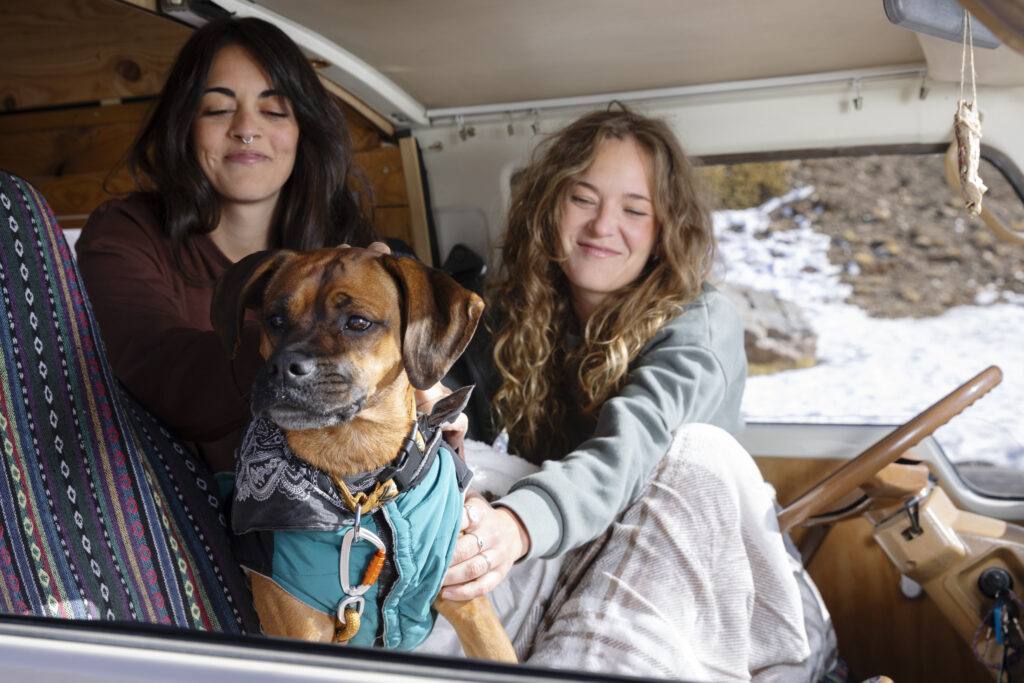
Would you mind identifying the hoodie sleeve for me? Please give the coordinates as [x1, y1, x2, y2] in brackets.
[497, 292, 747, 559]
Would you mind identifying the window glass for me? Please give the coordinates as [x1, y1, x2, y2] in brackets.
[705, 154, 1024, 497]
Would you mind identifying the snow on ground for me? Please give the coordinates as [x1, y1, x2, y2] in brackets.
[713, 188, 1024, 469]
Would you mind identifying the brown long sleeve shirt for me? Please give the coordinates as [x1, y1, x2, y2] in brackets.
[77, 195, 264, 471]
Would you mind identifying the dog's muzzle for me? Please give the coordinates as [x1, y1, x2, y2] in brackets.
[251, 349, 367, 430]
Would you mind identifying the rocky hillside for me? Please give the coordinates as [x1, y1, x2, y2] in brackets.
[703, 152, 1024, 374]
[767, 154, 1024, 318]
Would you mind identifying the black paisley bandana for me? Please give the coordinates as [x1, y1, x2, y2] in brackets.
[232, 417, 372, 534]
[232, 386, 474, 536]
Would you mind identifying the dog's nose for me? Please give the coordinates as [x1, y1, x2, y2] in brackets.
[273, 351, 317, 386]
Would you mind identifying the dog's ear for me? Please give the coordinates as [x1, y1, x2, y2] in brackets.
[381, 255, 484, 389]
[211, 250, 294, 359]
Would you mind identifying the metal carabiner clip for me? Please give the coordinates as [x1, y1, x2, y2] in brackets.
[352, 505, 362, 542]
[336, 594, 365, 625]
[339, 525, 387, 597]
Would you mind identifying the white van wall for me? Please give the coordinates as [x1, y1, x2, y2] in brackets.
[413, 77, 1024, 267]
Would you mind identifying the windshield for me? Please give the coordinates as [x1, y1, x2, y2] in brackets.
[709, 153, 1024, 489]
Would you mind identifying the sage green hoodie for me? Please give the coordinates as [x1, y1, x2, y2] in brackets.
[497, 285, 747, 560]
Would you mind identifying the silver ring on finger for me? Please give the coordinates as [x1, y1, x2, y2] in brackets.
[480, 550, 492, 572]
[468, 531, 485, 553]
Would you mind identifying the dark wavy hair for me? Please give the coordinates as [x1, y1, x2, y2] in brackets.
[128, 17, 375, 266]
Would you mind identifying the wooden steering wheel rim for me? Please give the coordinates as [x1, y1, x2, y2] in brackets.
[777, 366, 1002, 534]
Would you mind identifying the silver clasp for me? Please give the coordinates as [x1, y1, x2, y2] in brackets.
[336, 594, 365, 625]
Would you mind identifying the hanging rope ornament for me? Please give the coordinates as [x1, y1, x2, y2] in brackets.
[953, 10, 987, 215]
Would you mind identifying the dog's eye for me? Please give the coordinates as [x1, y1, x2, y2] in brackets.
[266, 314, 287, 331]
[345, 315, 373, 332]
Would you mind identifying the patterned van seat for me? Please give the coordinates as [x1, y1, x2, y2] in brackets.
[0, 172, 258, 631]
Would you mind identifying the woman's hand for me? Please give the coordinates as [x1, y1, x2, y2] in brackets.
[338, 240, 391, 258]
[440, 412, 469, 455]
[441, 492, 531, 600]
[415, 383, 468, 454]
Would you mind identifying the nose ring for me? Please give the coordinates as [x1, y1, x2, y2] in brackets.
[241, 135, 254, 145]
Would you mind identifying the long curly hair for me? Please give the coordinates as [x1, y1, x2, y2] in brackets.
[490, 107, 716, 461]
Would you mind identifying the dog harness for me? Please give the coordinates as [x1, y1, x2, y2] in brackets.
[231, 388, 474, 650]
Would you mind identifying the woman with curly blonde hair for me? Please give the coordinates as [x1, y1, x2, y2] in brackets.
[493, 107, 721, 462]
[423, 108, 823, 680]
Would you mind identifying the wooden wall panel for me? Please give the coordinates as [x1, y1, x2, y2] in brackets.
[2, 120, 138, 177]
[373, 207, 413, 249]
[398, 136, 434, 266]
[354, 145, 416, 254]
[0, 102, 148, 227]
[757, 456, 843, 549]
[353, 146, 408, 207]
[344, 104, 383, 153]
[757, 456, 842, 506]
[0, 102, 151, 174]
[756, 457, 991, 682]
[0, 0, 189, 112]
[33, 170, 135, 227]
[808, 518, 990, 682]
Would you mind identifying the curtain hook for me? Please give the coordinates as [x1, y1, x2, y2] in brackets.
[456, 114, 475, 141]
[852, 78, 863, 111]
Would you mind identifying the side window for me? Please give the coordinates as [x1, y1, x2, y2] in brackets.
[703, 152, 1024, 497]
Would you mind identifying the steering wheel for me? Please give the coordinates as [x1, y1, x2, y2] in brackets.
[777, 366, 1002, 533]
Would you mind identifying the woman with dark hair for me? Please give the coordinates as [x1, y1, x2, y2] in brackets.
[419, 108, 826, 680]
[127, 17, 372, 255]
[77, 17, 381, 472]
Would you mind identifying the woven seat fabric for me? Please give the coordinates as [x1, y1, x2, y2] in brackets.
[0, 172, 258, 631]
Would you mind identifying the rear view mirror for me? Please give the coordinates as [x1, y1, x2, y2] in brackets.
[884, 0, 1002, 47]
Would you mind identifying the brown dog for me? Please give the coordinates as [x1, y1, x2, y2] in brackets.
[211, 246, 515, 662]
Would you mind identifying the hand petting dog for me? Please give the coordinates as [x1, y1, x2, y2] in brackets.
[442, 492, 530, 601]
